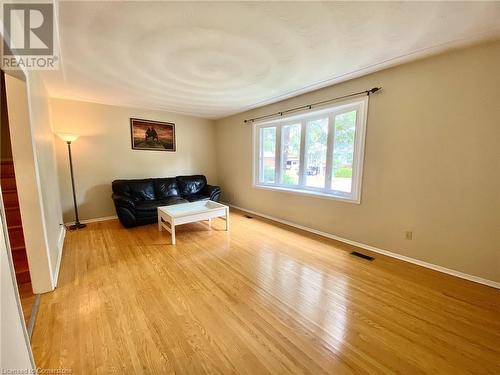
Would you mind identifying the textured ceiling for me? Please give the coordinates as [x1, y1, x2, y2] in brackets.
[41, 1, 500, 119]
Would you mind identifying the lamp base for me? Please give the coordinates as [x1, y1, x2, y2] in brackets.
[68, 222, 87, 230]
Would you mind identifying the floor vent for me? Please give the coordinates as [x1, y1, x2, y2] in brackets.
[350, 251, 374, 261]
[244, 215, 253, 219]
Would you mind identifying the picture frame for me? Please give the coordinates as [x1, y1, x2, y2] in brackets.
[130, 118, 176, 152]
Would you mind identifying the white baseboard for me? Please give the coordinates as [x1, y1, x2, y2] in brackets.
[65, 215, 118, 226]
[225, 203, 500, 289]
[53, 225, 66, 288]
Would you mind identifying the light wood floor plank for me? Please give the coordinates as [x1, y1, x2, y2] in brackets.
[31, 209, 500, 374]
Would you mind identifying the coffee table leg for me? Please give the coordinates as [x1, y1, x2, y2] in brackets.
[171, 223, 176, 245]
[158, 212, 162, 232]
[225, 208, 230, 231]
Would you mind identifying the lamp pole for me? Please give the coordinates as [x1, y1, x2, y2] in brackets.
[66, 140, 86, 230]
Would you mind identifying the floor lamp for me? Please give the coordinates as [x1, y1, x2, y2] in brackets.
[57, 133, 86, 230]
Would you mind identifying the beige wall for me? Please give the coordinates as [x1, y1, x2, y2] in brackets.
[215, 41, 500, 282]
[27, 73, 64, 278]
[49, 99, 218, 222]
[5, 74, 57, 293]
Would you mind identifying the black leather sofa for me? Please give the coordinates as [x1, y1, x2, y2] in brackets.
[112, 175, 221, 228]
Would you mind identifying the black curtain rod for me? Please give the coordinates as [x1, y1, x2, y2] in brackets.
[244, 87, 381, 124]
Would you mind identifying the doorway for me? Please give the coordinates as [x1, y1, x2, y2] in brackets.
[1, 70, 35, 327]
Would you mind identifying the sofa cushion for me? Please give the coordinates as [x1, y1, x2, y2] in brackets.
[135, 197, 188, 214]
[176, 175, 207, 196]
[185, 194, 210, 202]
[112, 179, 156, 201]
[162, 197, 189, 206]
[154, 178, 180, 199]
[135, 200, 164, 213]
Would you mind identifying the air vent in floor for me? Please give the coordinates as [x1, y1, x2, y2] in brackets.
[350, 251, 374, 261]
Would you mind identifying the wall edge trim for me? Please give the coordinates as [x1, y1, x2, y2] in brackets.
[52, 225, 66, 288]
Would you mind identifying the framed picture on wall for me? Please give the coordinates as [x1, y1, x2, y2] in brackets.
[130, 118, 176, 151]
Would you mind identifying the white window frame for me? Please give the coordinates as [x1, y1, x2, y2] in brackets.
[252, 96, 368, 203]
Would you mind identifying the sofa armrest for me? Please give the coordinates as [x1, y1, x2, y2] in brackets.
[112, 193, 136, 211]
[201, 184, 221, 202]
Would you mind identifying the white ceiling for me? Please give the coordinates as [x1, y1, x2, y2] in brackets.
[41, 1, 500, 119]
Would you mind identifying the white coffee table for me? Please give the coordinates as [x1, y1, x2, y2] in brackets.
[158, 201, 229, 244]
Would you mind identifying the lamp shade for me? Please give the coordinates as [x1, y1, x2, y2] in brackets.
[56, 133, 80, 142]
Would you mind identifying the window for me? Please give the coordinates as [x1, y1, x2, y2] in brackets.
[259, 127, 276, 184]
[253, 97, 368, 203]
[281, 123, 301, 185]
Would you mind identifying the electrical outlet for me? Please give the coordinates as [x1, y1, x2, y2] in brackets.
[405, 231, 413, 240]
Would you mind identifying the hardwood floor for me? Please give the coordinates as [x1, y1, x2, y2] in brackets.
[31, 209, 500, 374]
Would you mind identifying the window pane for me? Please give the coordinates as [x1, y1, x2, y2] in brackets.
[260, 127, 276, 183]
[281, 123, 301, 185]
[305, 118, 328, 188]
[332, 110, 357, 193]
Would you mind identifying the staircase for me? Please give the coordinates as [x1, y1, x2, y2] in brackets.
[1, 160, 31, 285]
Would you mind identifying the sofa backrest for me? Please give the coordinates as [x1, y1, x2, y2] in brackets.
[176, 175, 207, 196]
[112, 175, 208, 200]
[112, 179, 156, 201]
[154, 178, 180, 199]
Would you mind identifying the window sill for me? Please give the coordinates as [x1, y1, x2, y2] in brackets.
[253, 184, 361, 204]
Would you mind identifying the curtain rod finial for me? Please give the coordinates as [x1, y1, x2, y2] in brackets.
[369, 87, 381, 94]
